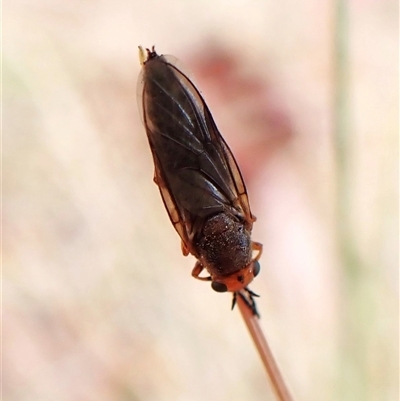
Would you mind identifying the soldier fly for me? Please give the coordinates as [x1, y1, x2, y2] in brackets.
[137, 46, 263, 316]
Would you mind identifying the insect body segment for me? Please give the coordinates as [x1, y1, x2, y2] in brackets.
[138, 46, 263, 315]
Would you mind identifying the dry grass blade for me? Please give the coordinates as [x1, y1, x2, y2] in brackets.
[236, 294, 295, 401]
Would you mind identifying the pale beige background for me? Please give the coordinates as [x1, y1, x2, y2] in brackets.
[4, 1, 398, 401]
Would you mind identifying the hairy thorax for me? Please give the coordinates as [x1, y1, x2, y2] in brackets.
[195, 213, 252, 276]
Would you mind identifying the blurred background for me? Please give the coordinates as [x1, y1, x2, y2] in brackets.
[4, 1, 398, 400]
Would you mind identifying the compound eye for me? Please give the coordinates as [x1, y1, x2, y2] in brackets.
[253, 261, 261, 277]
[211, 281, 228, 293]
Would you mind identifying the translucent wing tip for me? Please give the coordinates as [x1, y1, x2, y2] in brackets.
[138, 45, 158, 66]
[138, 46, 147, 66]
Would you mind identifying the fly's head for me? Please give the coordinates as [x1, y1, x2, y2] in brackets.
[210, 259, 261, 293]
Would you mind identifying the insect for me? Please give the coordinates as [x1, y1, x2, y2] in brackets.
[137, 46, 263, 316]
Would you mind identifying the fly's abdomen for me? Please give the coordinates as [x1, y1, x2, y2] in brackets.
[140, 51, 238, 220]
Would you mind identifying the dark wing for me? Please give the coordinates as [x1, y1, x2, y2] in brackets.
[138, 50, 253, 252]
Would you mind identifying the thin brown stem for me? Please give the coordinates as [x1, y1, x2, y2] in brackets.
[236, 294, 295, 401]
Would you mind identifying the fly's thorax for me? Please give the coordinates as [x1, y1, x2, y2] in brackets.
[195, 213, 252, 277]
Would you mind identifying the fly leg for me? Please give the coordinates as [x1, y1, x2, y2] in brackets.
[181, 240, 189, 256]
[191, 262, 212, 282]
[252, 241, 263, 261]
[231, 288, 260, 318]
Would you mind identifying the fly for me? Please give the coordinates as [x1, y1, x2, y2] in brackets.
[137, 46, 263, 316]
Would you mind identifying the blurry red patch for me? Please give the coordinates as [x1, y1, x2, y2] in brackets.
[187, 45, 293, 185]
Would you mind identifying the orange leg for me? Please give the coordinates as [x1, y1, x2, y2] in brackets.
[191, 261, 212, 281]
[252, 241, 263, 261]
[181, 240, 189, 256]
